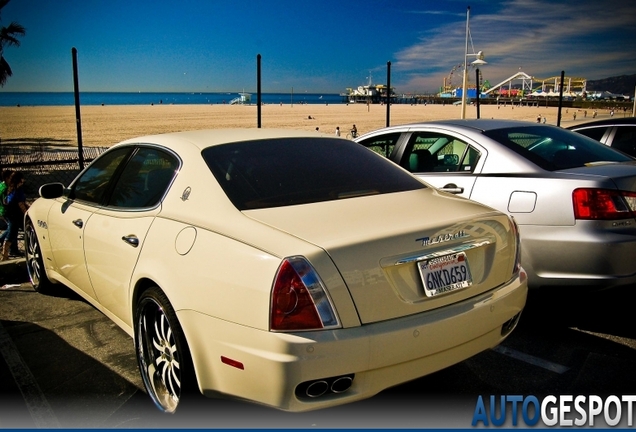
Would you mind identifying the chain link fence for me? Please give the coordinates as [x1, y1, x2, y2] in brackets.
[1, 142, 108, 257]
[1, 142, 108, 200]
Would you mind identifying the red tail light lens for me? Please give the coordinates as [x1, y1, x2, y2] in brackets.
[509, 216, 522, 275]
[572, 188, 636, 220]
[270, 257, 340, 332]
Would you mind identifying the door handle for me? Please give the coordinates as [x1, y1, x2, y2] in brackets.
[440, 183, 464, 194]
[122, 235, 140, 248]
[72, 219, 83, 228]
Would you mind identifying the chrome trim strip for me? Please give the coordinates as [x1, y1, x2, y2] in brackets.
[394, 240, 491, 266]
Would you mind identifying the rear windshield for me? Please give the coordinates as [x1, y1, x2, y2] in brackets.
[483, 125, 633, 171]
[202, 137, 426, 210]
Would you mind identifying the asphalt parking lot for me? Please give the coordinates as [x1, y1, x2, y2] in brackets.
[1, 257, 635, 428]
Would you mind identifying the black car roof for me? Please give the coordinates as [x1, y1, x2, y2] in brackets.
[567, 117, 636, 129]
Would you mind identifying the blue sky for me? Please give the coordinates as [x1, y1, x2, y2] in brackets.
[1, 0, 635, 94]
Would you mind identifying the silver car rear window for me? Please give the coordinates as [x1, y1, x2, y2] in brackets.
[484, 125, 633, 171]
[202, 137, 426, 210]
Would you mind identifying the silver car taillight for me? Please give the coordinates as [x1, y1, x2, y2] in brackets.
[573, 188, 636, 220]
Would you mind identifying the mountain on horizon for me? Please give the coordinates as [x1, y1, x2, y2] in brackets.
[587, 74, 635, 96]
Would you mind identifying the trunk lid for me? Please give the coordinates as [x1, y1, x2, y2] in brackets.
[245, 189, 518, 324]
[559, 162, 636, 192]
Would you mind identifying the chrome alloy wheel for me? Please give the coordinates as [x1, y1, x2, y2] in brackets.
[136, 292, 184, 413]
[24, 219, 50, 292]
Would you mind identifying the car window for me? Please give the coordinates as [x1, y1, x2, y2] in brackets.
[202, 137, 426, 210]
[611, 126, 636, 158]
[71, 147, 133, 204]
[357, 132, 400, 157]
[401, 132, 481, 173]
[107, 147, 179, 209]
[484, 125, 632, 171]
[574, 126, 608, 142]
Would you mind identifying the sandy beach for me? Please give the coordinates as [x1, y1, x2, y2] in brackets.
[0, 102, 615, 148]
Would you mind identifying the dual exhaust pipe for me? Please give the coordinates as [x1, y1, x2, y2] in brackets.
[296, 374, 354, 399]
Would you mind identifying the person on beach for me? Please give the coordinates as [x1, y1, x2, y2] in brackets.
[335, 126, 340, 137]
[1, 171, 29, 260]
[350, 124, 358, 138]
[0, 169, 11, 233]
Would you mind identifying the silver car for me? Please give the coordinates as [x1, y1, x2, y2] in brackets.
[567, 117, 636, 157]
[356, 119, 636, 291]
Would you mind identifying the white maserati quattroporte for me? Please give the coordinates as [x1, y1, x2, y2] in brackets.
[25, 129, 527, 413]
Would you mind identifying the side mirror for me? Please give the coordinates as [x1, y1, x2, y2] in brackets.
[39, 183, 65, 199]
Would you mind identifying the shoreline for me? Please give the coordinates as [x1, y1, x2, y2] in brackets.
[0, 103, 622, 148]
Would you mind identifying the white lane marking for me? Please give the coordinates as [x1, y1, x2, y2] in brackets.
[492, 345, 570, 374]
[0, 320, 60, 428]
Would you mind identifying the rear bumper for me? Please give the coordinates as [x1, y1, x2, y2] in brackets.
[520, 223, 636, 289]
[178, 271, 527, 412]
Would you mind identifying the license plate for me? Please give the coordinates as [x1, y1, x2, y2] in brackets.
[418, 252, 472, 297]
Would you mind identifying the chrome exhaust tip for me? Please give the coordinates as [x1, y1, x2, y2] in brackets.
[330, 375, 353, 393]
[501, 312, 522, 336]
[305, 380, 329, 398]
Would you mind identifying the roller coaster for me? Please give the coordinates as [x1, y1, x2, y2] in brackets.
[483, 71, 586, 97]
[441, 67, 586, 98]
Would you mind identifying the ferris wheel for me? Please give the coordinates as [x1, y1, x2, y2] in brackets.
[444, 63, 485, 93]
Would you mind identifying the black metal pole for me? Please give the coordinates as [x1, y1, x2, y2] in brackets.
[257, 54, 262, 128]
[72, 47, 85, 170]
[557, 70, 565, 127]
[475, 68, 481, 119]
[386, 61, 391, 127]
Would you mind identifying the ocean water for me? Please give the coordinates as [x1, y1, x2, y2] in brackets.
[0, 91, 344, 107]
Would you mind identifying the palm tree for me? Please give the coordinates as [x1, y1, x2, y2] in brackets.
[0, 0, 26, 87]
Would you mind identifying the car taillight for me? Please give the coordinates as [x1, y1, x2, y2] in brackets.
[572, 188, 636, 220]
[509, 216, 522, 275]
[270, 257, 340, 332]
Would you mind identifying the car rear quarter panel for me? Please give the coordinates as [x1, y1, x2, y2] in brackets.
[132, 216, 361, 331]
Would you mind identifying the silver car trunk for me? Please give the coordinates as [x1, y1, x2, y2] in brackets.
[246, 188, 517, 324]
[558, 162, 636, 192]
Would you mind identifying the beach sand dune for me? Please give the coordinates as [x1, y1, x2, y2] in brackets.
[1, 103, 608, 148]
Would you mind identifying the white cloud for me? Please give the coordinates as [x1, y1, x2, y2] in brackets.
[393, 0, 636, 92]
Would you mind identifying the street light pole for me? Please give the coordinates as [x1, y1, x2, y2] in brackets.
[460, 6, 470, 119]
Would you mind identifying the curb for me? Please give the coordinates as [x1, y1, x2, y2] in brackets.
[0, 258, 28, 286]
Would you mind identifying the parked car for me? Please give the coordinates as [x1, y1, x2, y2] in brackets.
[355, 119, 636, 291]
[567, 117, 636, 157]
[25, 129, 527, 414]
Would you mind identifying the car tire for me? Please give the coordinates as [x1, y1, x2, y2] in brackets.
[25, 218, 52, 293]
[135, 286, 198, 413]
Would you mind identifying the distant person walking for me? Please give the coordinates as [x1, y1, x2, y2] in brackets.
[335, 126, 341, 137]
